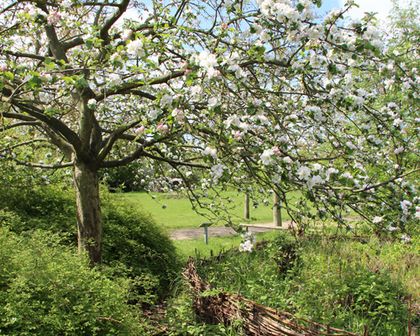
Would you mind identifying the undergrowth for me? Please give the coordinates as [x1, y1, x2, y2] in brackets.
[195, 231, 419, 335]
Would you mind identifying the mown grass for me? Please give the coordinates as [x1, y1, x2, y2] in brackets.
[114, 191, 296, 229]
[174, 231, 279, 261]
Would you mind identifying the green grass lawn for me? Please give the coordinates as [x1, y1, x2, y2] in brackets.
[174, 231, 279, 261]
[114, 191, 295, 229]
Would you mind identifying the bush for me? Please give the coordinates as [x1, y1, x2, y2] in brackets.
[101, 198, 181, 301]
[0, 167, 181, 301]
[0, 228, 145, 335]
[100, 162, 148, 192]
[198, 232, 414, 335]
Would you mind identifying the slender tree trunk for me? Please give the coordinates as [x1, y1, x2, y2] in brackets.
[244, 192, 250, 220]
[273, 191, 282, 227]
[73, 161, 102, 265]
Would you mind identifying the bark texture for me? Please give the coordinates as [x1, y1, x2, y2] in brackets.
[73, 161, 102, 265]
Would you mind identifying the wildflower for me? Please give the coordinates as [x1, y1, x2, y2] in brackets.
[401, 234, 411, 243]
[239, 240, 253, 252]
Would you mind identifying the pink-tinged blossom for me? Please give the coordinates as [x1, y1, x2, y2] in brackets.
[233, 131, 243, 140]
[121, 29, 132, 41]
[133, 125, 145, 134]
[47, 11, 62, 25]
[156, 124, 169, 133]
[171, 108, 184, 122]
[283, 156, 293, 165]
[272, 146, 281, 155]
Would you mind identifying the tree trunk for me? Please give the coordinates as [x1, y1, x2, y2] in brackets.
[273, 191, 282, 227]
[244, 192, 250, 220]
[73, 161, 102, 265]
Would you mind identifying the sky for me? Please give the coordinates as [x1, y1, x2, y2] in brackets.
[321, 0, 412, 24]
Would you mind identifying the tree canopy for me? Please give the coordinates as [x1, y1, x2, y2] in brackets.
[1, 0, 418, 263]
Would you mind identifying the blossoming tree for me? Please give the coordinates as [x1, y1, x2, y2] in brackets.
[1, 0, 418, 264]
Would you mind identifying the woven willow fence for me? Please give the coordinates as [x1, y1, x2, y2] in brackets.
[184, 258, 364, 336]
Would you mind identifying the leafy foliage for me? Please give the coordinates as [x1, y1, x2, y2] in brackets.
[0, 228, 145, 336]
[0, 164, 180, 300]
[197, 232, 417, 335]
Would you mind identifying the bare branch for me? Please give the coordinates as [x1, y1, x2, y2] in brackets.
[101, 145, 144, 168]
[1, 121, 41, 130]
[142, 151, 209, 169]
[99, 0, 130, 45]
[96, 70, 185, 101]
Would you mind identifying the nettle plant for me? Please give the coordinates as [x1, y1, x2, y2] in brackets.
[0, 0, 418, 264]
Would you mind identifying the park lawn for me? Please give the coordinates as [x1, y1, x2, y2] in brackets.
[114, 190, 296, 229]
[174, 231, 279, 261]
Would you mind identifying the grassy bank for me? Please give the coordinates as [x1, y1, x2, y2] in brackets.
[194, 232, 419, 335]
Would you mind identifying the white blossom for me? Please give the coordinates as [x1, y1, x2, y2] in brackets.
[127, 39, 144, 57]
[260, 149, 274, 165]
[87, 98, 97, 108]
[203, 146, 217, 158]
[297, 166, 311, 180]
[372, 216, 383, 224]
[211, 164, 225, 182]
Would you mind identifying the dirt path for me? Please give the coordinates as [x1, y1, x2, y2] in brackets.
[170, 222, 292, 240]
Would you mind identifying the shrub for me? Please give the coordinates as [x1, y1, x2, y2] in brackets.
[197, 233, 413, 335]
[0, 168, 180, 301]
[100, 162, 148, 192]
[101, 198, 181, 301]
[0, 228, 145, 336]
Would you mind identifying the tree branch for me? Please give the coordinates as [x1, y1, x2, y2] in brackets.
[96, 70, 185, 101]
[101, 145, 144, 168]
[142, 151, 209, 169]
[99, 0, 130, 45]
